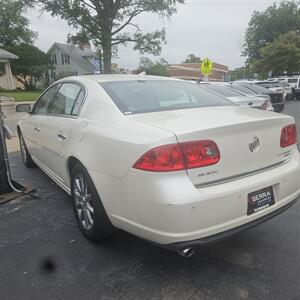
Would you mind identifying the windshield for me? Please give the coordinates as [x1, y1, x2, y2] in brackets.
[101, 80, 234, 114]
[203, 84, 244, 97]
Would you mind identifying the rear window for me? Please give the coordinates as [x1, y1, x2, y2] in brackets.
[288, 78, 298, 83]
[256, 82, 280, 88]
[240, 83, 270, 94]
[203, 84, 244, 97]
[100, 80, 234, 114]
[231, 85, 256, 95]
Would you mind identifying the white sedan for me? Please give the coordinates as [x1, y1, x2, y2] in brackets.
[16, 75, 300, 257]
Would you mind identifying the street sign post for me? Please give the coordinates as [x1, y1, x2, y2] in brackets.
[201, 58, 213, 82]
[93, 58, 101, 74]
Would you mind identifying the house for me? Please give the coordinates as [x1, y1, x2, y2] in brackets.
[47, 42, 97, 80]
[168, 62, 229, 82]
[0, 49, 18, 90]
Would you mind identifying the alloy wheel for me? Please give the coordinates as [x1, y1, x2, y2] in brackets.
[73, 173, 95, 230]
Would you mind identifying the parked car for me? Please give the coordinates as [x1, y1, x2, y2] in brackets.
[228, 83, 273, 108]
[200, 82, 273, 111]
[16, 75, 300, 256]
[272, 77, 300, 100]
[237, 81, 285, 113]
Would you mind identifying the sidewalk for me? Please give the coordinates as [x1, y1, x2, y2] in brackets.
[7, 137, 20, 153]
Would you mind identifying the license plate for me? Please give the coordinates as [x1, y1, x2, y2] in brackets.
[247, 186, 275, 215]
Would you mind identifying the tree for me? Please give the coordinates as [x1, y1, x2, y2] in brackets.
[136, 57, 169, 76]
[252, 31, 300, 77]
[182, 54, 201, 64]
[0, 0, 37, 47]
[7, 44, 52, 90]
[243, 1, 300, 64]
[229, 66, 254, 81]
[33, 0, 184, 73]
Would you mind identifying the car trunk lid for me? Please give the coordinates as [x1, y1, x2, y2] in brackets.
[129, 106, 295, 186]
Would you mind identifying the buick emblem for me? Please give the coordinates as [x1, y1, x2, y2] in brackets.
[249, 137, 260, 152]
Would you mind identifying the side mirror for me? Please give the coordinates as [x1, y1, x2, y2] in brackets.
[16, 103, 32, 113]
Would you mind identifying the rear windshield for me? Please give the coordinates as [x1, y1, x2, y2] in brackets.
[100, 80, 234, 114]
[256, 82, 280, 88]
[203, 84, 244, 97]
[288, 78, 298, 83]
[231, 85, 256, 95]
[239, 83, 270, 94]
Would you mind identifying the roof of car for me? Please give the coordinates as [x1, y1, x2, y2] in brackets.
[77, 74, 182, 83]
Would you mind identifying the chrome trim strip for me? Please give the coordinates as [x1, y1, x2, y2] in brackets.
[195, 159, 290, 189]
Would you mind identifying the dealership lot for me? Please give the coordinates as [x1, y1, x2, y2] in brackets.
[1, 102, 300, 300]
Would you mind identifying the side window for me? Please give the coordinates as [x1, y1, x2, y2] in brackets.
[71, 89, 85, 116]
[49, 83, 81, 116]
[33, 85, 60, 115]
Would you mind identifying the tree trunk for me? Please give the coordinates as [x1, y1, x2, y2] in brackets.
[0, 130, 12, 194]
[102, 40, 112, 74]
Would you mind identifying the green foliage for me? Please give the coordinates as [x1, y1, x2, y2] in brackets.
[229, 66, 254, 81]
[244, 1, 300, 64]
[136, 57, 169, 76]
[0, 90, 41, 101]
[7, 44, 52, 91]
[182, 54, 201, 64]
[32, 0, 184, 73]
[252, 31, 300, 77]
[0, 0, 37, 47]
[67, 28, 90, 45]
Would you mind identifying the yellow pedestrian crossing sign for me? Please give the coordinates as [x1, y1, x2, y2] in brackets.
[201, 58, 213, 75]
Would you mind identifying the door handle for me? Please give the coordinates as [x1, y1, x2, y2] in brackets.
[57, 132, 67, 140]
[34, 127, 40, 133]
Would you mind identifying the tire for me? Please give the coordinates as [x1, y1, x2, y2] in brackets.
[70, 163, 114, 242]
[18, 130, 36, 168]
[274, 104, 284, 113]
[292, 88, 296, 100]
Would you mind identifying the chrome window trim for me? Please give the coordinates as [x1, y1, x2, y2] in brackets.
[195, 159, 290, 189]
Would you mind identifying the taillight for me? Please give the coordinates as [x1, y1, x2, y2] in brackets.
[262, 100, 270, 110]
[280, 124, 297, 148]
[133, 140, 220, 172]
[133, 144, 185, 172]
[180, 140, 220, 169]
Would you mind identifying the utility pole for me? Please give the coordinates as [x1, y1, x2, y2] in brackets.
[0, 106, 12, 194]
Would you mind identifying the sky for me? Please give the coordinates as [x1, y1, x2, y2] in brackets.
[25, 0, 283, 70]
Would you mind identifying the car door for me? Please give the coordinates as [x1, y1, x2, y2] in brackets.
[37, 82, 85, 183]
[22, 84, 60, 160]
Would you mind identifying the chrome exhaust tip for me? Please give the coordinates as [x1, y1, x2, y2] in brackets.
[178, 247, 196, 258]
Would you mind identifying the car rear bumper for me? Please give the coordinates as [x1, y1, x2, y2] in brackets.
[90, 149, 300, 246]
[163, 198, 297, 250]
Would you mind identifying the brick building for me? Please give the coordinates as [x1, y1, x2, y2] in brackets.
[168, 62, 229, 81]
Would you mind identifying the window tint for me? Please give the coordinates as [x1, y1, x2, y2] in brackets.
[50, 83, 81, 116]
[204, 84, 244, 97]
[101, 80, 234, 114]
[288, 78, 298, 83]
[33, 85, 60, 114]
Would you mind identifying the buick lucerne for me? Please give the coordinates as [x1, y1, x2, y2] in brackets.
[16, 75, 300, 256]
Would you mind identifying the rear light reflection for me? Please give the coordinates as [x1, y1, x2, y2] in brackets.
[133, 140, 220, 172]
[280, 124, 297, 148]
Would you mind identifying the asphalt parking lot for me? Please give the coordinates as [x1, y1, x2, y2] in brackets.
[1, 102, 300, 300]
